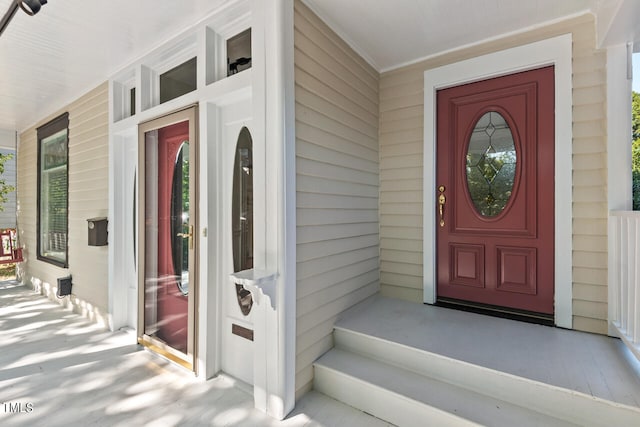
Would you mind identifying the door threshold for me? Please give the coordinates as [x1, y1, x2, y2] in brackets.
[435, 298, 554, 327]
[138, 336, 194, 372]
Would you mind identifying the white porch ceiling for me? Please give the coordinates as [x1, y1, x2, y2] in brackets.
[304, 0, 604, 72]
[0, 0, 228, 131]
[0, 0, 636, 132]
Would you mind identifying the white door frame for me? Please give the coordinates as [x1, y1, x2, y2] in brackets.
[423, 34, 573, 328]
[217, 98, 255, 385]
[108, 128, 138, 331]
[137, 106, 199, 369]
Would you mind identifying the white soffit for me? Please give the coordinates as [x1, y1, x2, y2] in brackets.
[303, 0, 601, 72]
[0, 0, 632, 132]
[0, 0, 229, 131]
[596, 0, 640, 50]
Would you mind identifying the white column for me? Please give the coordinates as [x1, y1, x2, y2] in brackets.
[607, 43, 633, 336]
[251, 0, 295, 419]
[606, 43, 633, 212]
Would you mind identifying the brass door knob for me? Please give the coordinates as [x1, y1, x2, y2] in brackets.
[438, 186, 446, 227]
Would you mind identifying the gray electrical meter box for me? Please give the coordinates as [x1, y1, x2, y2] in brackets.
[87, 217, 108, 246]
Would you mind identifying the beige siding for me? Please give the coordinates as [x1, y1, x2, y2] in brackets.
[379, 73, 424, 301]
[570, 20, 608, 335]
[17, 82, 109, 323]
[379, 14, 609, 334]
[294, 0, 379, 397]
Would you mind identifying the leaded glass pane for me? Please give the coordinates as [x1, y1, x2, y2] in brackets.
[465, 111, 517, 217]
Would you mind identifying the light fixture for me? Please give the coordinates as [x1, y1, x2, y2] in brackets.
[0, 0, 48, 37]
[19, 0, 47, 17]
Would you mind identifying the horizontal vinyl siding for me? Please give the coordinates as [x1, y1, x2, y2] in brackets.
[570, 19, 608, 334]
[379, 14, 608, 333]
[18, 82, 109, 319]
[379, 74, 423, 300]
[294, 0, 379, 397]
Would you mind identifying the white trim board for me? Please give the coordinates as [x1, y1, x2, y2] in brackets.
[108, 0, 296, 420]
[423, 34, 573, 329]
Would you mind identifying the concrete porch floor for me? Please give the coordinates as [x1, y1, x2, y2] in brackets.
[0, 282, 390, 427]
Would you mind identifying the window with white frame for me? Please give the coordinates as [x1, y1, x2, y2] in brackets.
[37, 113, 69, 267]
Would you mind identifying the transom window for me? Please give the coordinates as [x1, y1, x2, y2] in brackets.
[37, 113, 69, 267]
[159, 57, 197, 104]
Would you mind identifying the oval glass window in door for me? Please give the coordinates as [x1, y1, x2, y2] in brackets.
[465, 111, 517, 217]
[232, 127, 253, 273]
[232, 127, 254, 316]
[170, 141, 190, 295]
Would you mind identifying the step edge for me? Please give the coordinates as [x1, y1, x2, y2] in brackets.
[314, 361, 483, 427]
[315, 349, 576, 426]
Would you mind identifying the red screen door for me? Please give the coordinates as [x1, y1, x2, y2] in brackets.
[436, 66, 554, 315]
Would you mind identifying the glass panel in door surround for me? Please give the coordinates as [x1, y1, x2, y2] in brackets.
[465, 111, 517, 217]
[159, 57, 197, 104]
[232, 127, 253, 273]
[227, 29, 252, 76]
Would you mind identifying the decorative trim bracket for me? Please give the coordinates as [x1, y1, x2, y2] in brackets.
[229, 269, 278, 309]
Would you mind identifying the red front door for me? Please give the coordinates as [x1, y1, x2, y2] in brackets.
[436, 66, 554, 315]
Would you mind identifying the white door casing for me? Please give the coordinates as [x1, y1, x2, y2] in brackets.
[423, 34, 573, 328]
[219, 98, 255, 384]
[108, 129, 138, 332]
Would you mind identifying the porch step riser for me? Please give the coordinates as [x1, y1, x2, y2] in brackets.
[315, 349, 577, 427]
[314, 363, 480, 427]
[330, 327, 640, 426]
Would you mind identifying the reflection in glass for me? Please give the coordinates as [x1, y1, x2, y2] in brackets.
[159, 57, 197, 104]
[39, 128, 68, 264]
[227, 29, 252, 76]
[171, 142, 189, 295]
[232, 127, 254, 316]
[466, 111, 517, 217]
[133, 171, 136, 268]
[144, 120, 190, 354]
[232, 127, 253, 273]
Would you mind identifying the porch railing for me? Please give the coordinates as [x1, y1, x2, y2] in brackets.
[609, 210, 640, 360]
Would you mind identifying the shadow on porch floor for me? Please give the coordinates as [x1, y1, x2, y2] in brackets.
[335, 295, 640, 408]
[0, 281, 390, 427]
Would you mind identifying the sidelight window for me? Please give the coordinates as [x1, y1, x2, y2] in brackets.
[232, 127, 253, 273]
